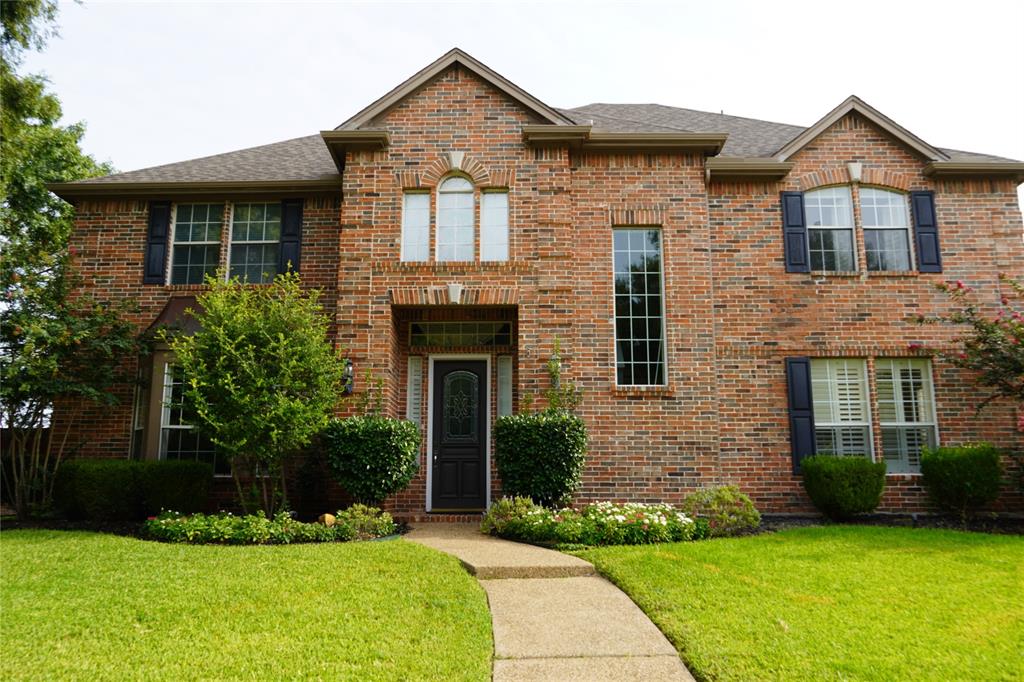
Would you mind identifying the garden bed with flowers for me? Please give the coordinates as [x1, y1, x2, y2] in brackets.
[481, 497, 710, 546]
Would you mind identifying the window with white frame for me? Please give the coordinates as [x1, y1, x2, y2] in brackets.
[805, 187, 856, 272]
[229, 202, 281, 283]
[160, 364, 227, 474]
[613, 228, 666, 386]
[860, 188, 912, 272]
[401, 192, 431, 261]
[481, 191, 509, 261]
[437, 176, 475, 262]
[170, 204, 223, 285]
[810, 358, 871, 456]
[875, 358, 937, 473]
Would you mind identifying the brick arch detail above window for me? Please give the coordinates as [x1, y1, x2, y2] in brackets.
[796, 166, 915, 192]
[394, 153, 515, 190]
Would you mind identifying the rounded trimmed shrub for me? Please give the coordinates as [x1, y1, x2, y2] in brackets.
[801, 455, 886, 520]
[680, 485, 761, 537]
[494, 411, 587, 507]
[323, 415, 420, 505]
[921, 443, 1003, 522]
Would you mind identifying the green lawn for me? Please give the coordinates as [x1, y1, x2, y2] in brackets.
[1, 531, 492, 681]
[578, 526, 1023, 682]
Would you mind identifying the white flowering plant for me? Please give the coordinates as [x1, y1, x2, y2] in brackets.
[481, 497, 708, 546]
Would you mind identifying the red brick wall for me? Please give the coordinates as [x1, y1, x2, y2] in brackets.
[59, 72, 1023, 516]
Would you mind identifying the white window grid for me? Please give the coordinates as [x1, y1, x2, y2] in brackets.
[859, 187, 914, 272]
[612, 227, 667, 387]
[480, 190, 509, 262]
[228, 202, 282, 283]
[169, 203, 224, 285]
[436, 177, 475, 262]
[875, 358, 938, 473]
[805, 187, 856, 272]
[810, 358, 873, 457]
[401, 192, 431, 262]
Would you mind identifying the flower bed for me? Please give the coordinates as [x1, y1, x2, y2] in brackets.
[144, 505, 396, 545]
[481, 497, 708, 546]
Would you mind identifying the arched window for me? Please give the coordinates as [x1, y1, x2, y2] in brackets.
[436, 176, 475, 262]
[860, 187, 912, 272]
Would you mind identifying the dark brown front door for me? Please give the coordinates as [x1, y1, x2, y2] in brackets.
[431, 360, 487, 511]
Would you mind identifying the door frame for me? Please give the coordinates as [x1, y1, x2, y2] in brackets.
[425, 354, 491, 513]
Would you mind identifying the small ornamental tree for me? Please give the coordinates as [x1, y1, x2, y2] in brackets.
[169, 272, 346, 516]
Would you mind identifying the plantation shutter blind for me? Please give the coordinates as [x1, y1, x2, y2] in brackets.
[278, 198, 303, 274]
[406, 356, 423, 426]
[910, 191, 942, 273]
[143, 201, 172, 284]
[781, 191, 810, 273]
[785, 357, 816, 472]
[810, 359, 871, 457]
[497, 356, 513, 416]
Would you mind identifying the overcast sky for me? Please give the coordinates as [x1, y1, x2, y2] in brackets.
[22, 0, 1024, 206]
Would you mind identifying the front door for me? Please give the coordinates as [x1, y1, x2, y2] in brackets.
[431, 360, 487, 511]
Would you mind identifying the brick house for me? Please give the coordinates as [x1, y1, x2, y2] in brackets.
[50, 49, 1024, 517]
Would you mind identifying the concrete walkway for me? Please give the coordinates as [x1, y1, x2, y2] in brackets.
[406, 523, 693, 682]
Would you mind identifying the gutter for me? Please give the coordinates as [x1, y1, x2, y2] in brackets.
[48, 178, 342, 202]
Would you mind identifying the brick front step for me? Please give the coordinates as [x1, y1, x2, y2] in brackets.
[399, 513, 485, 524]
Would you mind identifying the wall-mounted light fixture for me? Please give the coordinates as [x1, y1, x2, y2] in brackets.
[342, 359, 354, 395]
[447, 282, 463, 305]
[847, 161, 863, 183]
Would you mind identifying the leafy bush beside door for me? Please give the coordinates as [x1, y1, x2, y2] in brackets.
[323, 415, 421, 505]
[494, 412, 587, 507]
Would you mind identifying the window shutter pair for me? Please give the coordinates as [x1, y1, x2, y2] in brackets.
[143, 199, 304, 283]
[779, 190, 941, 273]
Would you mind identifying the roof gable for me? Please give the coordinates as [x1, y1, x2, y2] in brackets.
[336, 48, 575, 130]
[774, 95, 949, 162]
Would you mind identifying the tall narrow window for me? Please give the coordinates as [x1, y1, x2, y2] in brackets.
[160, 364, 227, 474]
[810, 359, 871, 456]
[860, 188, 912, 272]
[229, 202, 281, 283]
[875, 358, 937, 473]
[436, 177, 474, 262]
[481, 191, 509, 261]
[613, 228, 666, 386]
[805, 187, 855, 271]
[170, 204, 223, 284]
[401, 192, 430, 262]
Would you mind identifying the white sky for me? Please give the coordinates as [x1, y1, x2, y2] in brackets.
[22, 0, 1024, 208]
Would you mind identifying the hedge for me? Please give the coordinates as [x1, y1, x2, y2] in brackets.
[494, 411, 587, 507]
[801, 455, 886, 520]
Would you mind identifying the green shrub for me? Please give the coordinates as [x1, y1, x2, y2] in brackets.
[53, 459, 212, 522]
[480, 497, 699, 546]
[323, 416, 420, 505]
[335, 504, 398, 540]
[680, 485, 761, 537]
[143, 507, 397, 545]
[494, 411, 587, 507]
[801, 455, 886, 520]
[921, 443, 1003, 522]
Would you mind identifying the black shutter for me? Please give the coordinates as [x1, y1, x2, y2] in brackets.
[279, 199, 303, 274]
[781, 191, 810, 273]
[911, 191, 942, 273]
[785, 357, 816, 473]
[143, 201, 171, 284]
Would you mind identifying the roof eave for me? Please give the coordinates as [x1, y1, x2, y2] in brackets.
[923, 161, 1024, 184]
[705, 157, 795, 182]
[320, 130, 390, 171]
[47, 178, 342, 202]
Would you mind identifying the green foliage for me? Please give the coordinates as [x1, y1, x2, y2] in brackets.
[53, 459, 212, 521]
[334, 504, 398, 540]
[480, 497, 699, 546]
[542, 337, 582, 412]
[323, 415, 420, 505]
[494, 411, 587, 507]
[168, 271, 347, 516]
[921, 443, 1003, 522]
[800, 455, 887, 520]
[143, 510, 356, 544]
[680, 485, 761, 537]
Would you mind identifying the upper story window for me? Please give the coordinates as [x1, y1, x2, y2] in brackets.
[860, 188, 912, 272]
[229, 203, 281, 283]
[171, 204, 223, 285]
[400, 176, 509, 263]
[613, 228, 666, 387]
[805, 187, 855, 272]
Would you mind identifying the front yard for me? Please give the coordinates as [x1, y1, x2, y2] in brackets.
[1, 531, 492, 681]
[578, 526, 1023, 681]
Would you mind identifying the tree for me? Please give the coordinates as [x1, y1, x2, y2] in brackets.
[1, 1, 142, 519]
[168, 272, 347, 516]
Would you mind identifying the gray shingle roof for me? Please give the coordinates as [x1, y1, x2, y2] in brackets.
[63, 102, 1016, 188]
